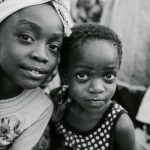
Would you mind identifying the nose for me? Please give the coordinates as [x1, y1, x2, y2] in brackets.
[30, 44, 49, 63]
[89, 78, 105, 94]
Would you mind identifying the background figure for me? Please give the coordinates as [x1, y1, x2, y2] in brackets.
[135, 87, 150, 150]
[136, 87, 150, 125]
[71, 0, 102, 23]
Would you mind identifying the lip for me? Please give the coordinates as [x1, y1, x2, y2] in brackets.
[21, 65, 48, 79]
[22, 65, 48, 74]
[86, 99, 105, 103]
[86, 99, 105, 106]
[87, 96, 105, 101]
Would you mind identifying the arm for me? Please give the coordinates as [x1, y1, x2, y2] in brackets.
[10, 106, 53, 150]
[114, 113, 136, 150]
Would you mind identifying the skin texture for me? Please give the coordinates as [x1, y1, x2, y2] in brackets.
[0, 4, 63, 99]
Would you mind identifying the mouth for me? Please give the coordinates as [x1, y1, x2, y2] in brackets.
[86, 99, 105, 106]
[31, 70, 41, 74]
[21, 65, 48, 79]
[27, 69, 45, 77]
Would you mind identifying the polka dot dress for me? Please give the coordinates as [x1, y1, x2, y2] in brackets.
[56, 102, 126, 150]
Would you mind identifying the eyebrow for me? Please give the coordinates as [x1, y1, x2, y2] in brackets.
[17, 19, 63, 39]
[75, 64, 118, 70]
[17, 19, 42, 33]
[103, 66, 119, 71]
[75, 64, 93, 70]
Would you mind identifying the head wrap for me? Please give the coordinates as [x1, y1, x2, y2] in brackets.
[0, 0, 72, 36]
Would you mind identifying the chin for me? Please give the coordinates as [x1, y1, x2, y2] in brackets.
[19, 81, 42, 89]
[84, 108, 101, 114]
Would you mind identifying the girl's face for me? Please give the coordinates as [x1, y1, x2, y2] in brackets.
[0, 4, 63, 89]
[66, 40, 120, 113]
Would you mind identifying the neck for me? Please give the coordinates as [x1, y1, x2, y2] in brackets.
[0, 69, 23, 100]
[65, 101, 111, 131]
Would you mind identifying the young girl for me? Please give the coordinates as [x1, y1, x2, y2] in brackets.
[71, 0, 102, 23]
[50, 23, 136, 150]
[0, 0, 72, 150]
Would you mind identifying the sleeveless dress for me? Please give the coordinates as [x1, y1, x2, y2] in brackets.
[54, 101, 126, 150]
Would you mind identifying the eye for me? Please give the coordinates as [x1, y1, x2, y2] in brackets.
[19, 34, 34, 42]
[48, 44, 60, 54]
[104, 73, 116, 82]
[76, 72, 89, 81]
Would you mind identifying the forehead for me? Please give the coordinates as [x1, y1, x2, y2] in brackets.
[76, 39, 117, 56]
[0, 4, 63, 37]
[70, 39, 119, 66]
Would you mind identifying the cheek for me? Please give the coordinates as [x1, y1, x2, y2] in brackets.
[69, 88, 83, 103]
[69, 81, 86, 100]
[0, 47, 12, 67]
[106, 83, 117, 99]
[47, 54, 59, 73]
[1, 41, 22, 60]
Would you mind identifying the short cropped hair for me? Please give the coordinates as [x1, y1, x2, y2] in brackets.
[59, 23, 122, 71]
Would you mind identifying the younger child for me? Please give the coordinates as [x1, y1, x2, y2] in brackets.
[0, 0, 72, 150]
[50, 23, 136, 150]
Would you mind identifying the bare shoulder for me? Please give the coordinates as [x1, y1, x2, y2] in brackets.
[116, 113, 134, 134]
[114, 113, 136, 150]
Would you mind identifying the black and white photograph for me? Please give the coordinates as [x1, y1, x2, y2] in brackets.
[0, 0, 150, 150]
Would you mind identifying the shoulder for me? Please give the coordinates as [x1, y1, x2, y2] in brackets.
[113, 101, 134, 138]
[25, 87, 53, 115]
[110, 101, 127, 118]
[114, 113, 136, 150]
[35, 87, 53, 107]
[115, 113, 134, 135]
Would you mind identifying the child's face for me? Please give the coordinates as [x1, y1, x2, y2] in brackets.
[0, 4, 63, 89]
[66, 40, 120, 113]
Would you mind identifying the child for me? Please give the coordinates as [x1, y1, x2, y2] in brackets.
[71, 0, 102, 23]
[0, 0, 72, 150]
[50, 23, 136, 150]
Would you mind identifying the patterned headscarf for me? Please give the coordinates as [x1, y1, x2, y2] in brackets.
[0, 0, 72, 36]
